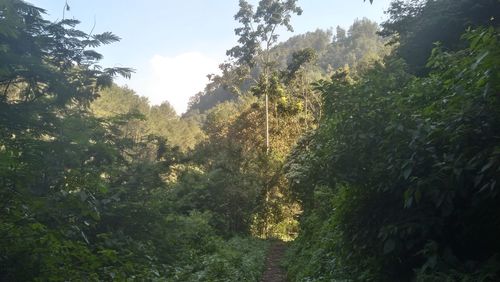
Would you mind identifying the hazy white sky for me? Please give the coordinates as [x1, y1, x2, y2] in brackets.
[30, 0, 393, 114]
[147, 53, 219, 111]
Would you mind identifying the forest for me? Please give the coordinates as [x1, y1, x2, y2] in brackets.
[0, 0, 499, 281]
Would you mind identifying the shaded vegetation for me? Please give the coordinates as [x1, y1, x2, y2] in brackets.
[2, 0, 499, 281]
[0, 1, 267, 280]
[284, 1, 500, 281]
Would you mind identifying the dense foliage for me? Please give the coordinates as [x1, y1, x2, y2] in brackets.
[0, 1, 268, 281]
[381, 0, 500, 74]
[284, 1, 500, 280]
[3, 0, 499, 281]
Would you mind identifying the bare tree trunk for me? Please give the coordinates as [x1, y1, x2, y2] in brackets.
[266, 93, 269, 154]
[303, 75, 308, 129]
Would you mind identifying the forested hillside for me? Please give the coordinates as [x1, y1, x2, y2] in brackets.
[187, 18, 390, 116]
[1, 0, 499, 281]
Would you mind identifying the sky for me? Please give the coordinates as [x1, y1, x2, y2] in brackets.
[29, 0, 393, 114]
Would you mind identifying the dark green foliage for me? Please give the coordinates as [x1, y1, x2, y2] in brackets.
[0, 3, 132, 279]
[0, 1, 268, 280]
[285, 48, 317, 82]
[285, 27, 500, 281]
[381, 0, 500, 74]
[7, 0, 500, 280]
[285, 2, 500, 280]
[168, 236, 269, 282]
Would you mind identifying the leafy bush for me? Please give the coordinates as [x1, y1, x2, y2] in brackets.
[168, 237, 268, 282]
[285, 27, 500, 281]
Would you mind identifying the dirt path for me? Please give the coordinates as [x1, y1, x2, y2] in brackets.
[260, 241, 288, 282]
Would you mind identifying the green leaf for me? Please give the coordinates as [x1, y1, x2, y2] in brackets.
[98, 183, 109, 193]
[472, 51, 489, 70]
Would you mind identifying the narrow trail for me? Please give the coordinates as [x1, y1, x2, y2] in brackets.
[261, 241, 288, 282]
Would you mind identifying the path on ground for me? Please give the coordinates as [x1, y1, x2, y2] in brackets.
[261, 241, 288, 282]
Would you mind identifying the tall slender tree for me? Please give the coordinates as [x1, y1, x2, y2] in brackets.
[227, 0, 302, 153]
